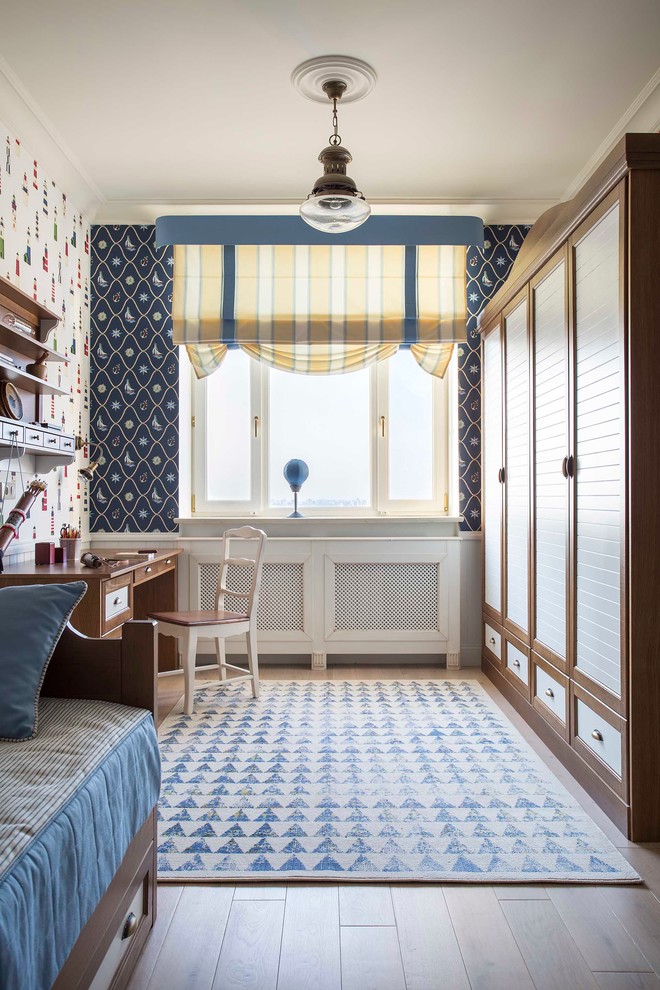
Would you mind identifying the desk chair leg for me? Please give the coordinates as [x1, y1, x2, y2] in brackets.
[216, 637, 226, 681]
[182, 628, 198, 715]
[246, 623, 259, 699]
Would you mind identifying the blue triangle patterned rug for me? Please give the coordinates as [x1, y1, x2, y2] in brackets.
[157, 680, 638, 883]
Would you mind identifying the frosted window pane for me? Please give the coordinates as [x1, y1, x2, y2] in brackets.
[388, 351, 433, 501]
[206, 349, 251, 501]
[268, 367, 370, 509]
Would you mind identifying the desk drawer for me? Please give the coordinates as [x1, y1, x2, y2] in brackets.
[102, 575, 132, 633]
[105, 585, 130, 621]
[133, 556, 176, 586]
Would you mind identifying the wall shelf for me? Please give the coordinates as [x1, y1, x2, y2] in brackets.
[0, 322, 66, 363]
[0, 364, 69, 397]
[0, 280, 59, 343]
[0, 439, 75, 473]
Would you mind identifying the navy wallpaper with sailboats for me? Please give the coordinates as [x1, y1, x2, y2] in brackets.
[89, 222, 528, 534]
[89, 225, 178, 532]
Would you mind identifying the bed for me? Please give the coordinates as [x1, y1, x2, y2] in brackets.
[0, 620, 160, 990]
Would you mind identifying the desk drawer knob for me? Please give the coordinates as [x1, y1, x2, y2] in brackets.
[166, 558, 172, 565]
[512, 659, 520, 668]
[545, 687, 554, 698]
[121, 912, 138, 940]
[113, 596, 122, 605]
[489, 636, 495, 645]
[591, 729, 604, 742]
[145, 566, 152, 573]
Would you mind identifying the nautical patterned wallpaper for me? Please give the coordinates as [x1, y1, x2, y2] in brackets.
[459, 224, 530, 532]
[88, 223, 527, 535]
[0, 119, 90, 555]
[89, 225, 178, 533]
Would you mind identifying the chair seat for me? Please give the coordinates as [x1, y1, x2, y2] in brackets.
[148, 609, 249, 627]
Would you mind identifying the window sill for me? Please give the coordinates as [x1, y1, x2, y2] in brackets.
[176, 515, 464, 539]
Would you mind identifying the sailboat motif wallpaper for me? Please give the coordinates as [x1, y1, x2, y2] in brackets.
[0, 118, 90, 555]
[460, 224, 529, 532]
[89, 225, 178, 533]
[88, 223, 528, 534]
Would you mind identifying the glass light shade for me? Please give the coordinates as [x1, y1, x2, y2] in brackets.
[299, 193, 371, 233]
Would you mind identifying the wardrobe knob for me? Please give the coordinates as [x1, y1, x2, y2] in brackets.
[545, 687, 554, 698]
[591, 729, 603, 742]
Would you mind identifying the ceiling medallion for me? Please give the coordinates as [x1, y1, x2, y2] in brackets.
[293, 56, 377, 233]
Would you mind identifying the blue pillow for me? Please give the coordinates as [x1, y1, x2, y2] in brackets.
[0, 582, 87, 742]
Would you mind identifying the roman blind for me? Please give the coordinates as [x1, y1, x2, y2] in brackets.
[172, 243, 466, 379]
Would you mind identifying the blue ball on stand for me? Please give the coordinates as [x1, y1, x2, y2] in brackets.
[283, 459, 309, 518]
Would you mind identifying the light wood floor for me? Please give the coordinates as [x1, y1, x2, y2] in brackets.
[126, 666, 660, 990]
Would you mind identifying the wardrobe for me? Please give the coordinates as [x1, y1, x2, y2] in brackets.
[480, 133, 660, 841]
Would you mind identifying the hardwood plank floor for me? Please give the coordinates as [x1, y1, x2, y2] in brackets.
[120, 666, 660, 990]
[211, 899, 285, 990]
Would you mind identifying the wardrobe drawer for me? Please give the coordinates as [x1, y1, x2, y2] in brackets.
[575, 699, 622, 778]
[534, 663, 566, 725]
[505, 640, 529, 694]
[484, 622, 501, 661]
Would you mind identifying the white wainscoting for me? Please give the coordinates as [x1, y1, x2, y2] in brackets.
[92, 518, 477, 669]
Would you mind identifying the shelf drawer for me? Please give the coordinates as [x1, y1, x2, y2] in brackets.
[1, 421, 23, 443]
[534, 662, 566, 725]
[58, 434, 75, 453]
[42, 432, 61, 451]
[506, 641, 529, 687]
[575, 698, 622, 778]
[484, 622, 501, 661]
[105, 584, 130, 622]
[24, 427, 44, 447]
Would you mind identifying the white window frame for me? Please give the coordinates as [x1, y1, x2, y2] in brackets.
[192, 351, 453, 517]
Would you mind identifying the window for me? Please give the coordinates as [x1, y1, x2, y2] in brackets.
[192, 348, 452, 515]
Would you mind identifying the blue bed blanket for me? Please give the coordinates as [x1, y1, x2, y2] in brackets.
[0, 697, 160, 990]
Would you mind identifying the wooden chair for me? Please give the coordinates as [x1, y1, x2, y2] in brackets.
[149, 526, 267, 715]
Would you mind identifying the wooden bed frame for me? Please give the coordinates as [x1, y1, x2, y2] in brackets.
[42, 620, 159, 990]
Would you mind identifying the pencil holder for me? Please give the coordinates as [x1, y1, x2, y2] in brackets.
[60, 537, 82, 562]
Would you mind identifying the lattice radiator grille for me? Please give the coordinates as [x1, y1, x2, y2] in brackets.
[334, 562, 438, 630]
[198, 562, 305, 631]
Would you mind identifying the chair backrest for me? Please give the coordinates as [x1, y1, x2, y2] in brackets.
[216, 526, 267, 621]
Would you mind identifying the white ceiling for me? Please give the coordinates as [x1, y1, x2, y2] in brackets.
[1, 0, 659, 221]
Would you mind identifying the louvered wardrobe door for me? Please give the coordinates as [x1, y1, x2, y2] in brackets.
[504, 298, 530, 638]
[573, 198, 624, 700]
[533, 258, 568, 666]
[483, 325, 503, 615]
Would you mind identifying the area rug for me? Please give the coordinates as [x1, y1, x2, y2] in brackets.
[156, 680, 638, 882]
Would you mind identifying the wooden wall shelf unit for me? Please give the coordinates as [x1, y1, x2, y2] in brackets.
[0, 418, 76, 470]
[0, 278, 60, 343]
[479, 132, 660, 841]
[0, 275, 70, 470]
[0, 549, 183, 673]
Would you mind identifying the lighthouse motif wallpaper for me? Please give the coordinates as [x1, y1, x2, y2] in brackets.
[0, 117, 90, 556]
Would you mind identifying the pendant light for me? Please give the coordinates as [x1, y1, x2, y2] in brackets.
[293, 56, 376, 233]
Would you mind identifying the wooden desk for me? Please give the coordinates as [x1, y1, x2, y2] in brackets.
[0, 549, 182, 672]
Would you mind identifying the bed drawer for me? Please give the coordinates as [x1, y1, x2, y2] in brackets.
[575, 698, 622, 778]
[88, 883, 145, 990]
[484, 622, 502, 662]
